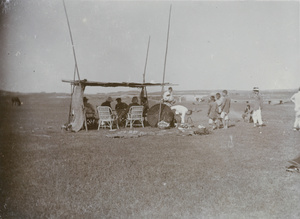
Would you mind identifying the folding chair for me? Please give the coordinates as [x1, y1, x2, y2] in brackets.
[125, 106, 144, 128]
[97, 106, 119, 130]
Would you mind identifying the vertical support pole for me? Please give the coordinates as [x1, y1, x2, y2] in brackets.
[158, 5, 172, 122]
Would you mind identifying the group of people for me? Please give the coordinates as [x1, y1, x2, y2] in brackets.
[83, 85, 300, 131]
[207, 90, 231, 130]
[241, 86, 300, 132]
[163, 87, 193, 125]
[114, 96, 149, 127]
[207, 87, 265, 130]
[83, 96, 149, 128]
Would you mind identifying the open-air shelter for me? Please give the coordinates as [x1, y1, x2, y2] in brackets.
[62, 79, 175, 132]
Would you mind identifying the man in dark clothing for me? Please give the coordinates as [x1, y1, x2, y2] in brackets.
[115, 98, 128, 126]
[83, 97, 97, 128]
[141, 97, 149, 118]
[127, 96, 140, 112]
[242, 104, 253, 123]
[125, 96, 142, 127]
[101, 96, 113, 108]
[83, 97, 96, 116]
[125, 96, 140, 115]
[11, 97, 21, 106]
[115, 98, 128, 112]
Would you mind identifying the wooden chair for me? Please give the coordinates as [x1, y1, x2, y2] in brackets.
[97, 106, 119, 130]
[125, 106, 144, 128]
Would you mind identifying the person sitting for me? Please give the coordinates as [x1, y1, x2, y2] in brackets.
[101, 96, 113, 108]
[141, 97, 149, 118]
[99, 96, 119, 128]
[115, 98, 128, 127]
[127, 96, 140, 112]
[163, 87, 176, 105]
[124, 97, 141, 125]
[141, 97, 150, 126]
[83, 97, 97, 127]
[83, 97, 96, 117]
[242, 104, 253, 123]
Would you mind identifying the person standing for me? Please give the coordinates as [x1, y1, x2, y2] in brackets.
[215, 92, 223, 125]
[207, 95, 219, 130]
[170, 105, 190, 124]
[252, 87, 264, 127]
[220, 90, 231, 129]
[291, 87, 300, 131]
[215, 93, 223, 113]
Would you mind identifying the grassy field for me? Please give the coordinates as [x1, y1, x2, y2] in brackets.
[0, 90, 300, 218]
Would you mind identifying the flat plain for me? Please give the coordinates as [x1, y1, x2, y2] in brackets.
[0, 90, 299, 218]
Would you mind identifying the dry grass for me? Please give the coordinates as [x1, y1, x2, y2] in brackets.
[0, 92, 300, 218]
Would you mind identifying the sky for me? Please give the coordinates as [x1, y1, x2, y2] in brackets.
[0, 0, 299, 93]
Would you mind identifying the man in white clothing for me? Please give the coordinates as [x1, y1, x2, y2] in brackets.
[163, 87, 176, 105]
[252, 87, 263, 127]
[291, 87, 300, 131]
[171, 105, 191, 124]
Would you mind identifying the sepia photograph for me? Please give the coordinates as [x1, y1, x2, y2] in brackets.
[1, 0, 300, 217]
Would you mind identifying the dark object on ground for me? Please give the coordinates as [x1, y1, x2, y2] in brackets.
[194, 127, 210, 135]
[61, 123, 72, 131]
[158, 120, 170, 129]
[106, 130, 155, 138]
[11, 97, 21, 106]
[173, 114, 182, 124]
[147, 104, 174, 127]
[85, 117, 98, 130]
[286, 165, 299, 173]
[287, 155, 300, 173]
[178, 127, 210, 136]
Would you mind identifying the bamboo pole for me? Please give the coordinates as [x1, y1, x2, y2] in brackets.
[158, 5, 172, 123]
[141, 36, 151, 104]
[62, 0, 81, 81]
[63, 0, 81, 125]
[143, 36, 151, 83]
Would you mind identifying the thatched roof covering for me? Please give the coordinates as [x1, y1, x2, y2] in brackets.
[62, 80, 176, 88]
[62, 79, 176, 88]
